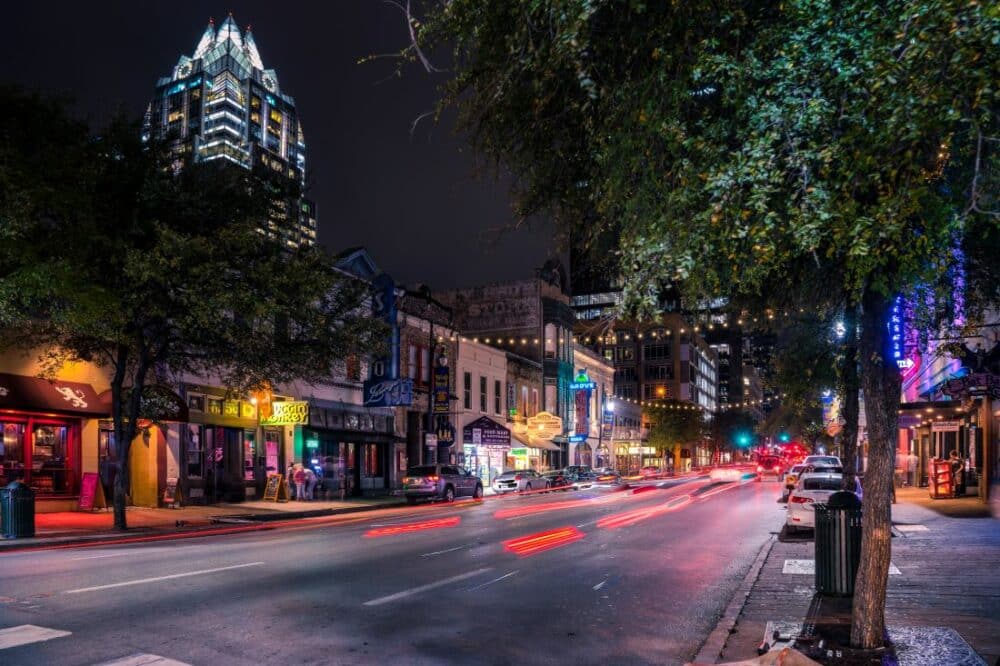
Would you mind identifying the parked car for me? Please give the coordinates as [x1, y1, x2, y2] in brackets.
[403, 464, 483, 504]
[564, 465, 594, 477]
[640, 465, 663, 477]
[803, 455, 843, 468]
[755, 455, 784, 480]
[782, 464, 810, 500]
[542, 470, 572, 491]
[594, 466, 616, 475]
[786, 472, 862, 533]
[492, 469, 549, 494]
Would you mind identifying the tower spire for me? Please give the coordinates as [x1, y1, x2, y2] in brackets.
[193, 19, 216, 59]
[244, 26, 265, 70]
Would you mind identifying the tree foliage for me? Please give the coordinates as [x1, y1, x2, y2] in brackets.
[414, 0, 999, 648]
[0, 88, 384, 528]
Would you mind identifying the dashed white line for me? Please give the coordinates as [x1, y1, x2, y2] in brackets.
[363, 568, 493, 607]
[421, 545, 469, 558]
[65, 562, 265, 594]
[0, 625, 72, 650]
[70, 552, 132, 561]
[593, 580, 608, 591]
[467, 571, 519, 591]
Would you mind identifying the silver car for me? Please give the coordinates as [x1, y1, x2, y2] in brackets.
[492, 469, 549, 494]
[403, 464, 483, 504]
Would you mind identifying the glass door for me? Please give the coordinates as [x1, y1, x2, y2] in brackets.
[1, 422, 26, 485]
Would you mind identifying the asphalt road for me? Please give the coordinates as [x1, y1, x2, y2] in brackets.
[0, 475, 785, 666]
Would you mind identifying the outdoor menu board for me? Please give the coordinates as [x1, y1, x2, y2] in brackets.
[263, 473, 283, 501]
[78, 472, 107, 511]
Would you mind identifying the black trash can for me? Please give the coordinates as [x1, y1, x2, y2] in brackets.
[814, 490, 862, 596]
[0, 481, 36, 539]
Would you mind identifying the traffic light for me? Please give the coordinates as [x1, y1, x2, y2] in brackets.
[778, 432, 790, 443]
[736, 433, 751, 447]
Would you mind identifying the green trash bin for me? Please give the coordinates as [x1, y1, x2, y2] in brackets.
[814, 490, 862, 596]
[1, 480, 36, 539]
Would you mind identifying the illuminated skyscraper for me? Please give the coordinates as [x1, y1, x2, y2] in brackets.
[144, 16, 317, 247]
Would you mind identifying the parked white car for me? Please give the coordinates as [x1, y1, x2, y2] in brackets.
[786, 472, 861, 533]
[802, 455, 843, 469]
[492, 469, 549, 494]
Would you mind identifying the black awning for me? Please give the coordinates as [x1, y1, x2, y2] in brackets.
[0, 373, 108, 417]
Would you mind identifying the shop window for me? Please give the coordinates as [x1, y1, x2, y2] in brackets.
[463, 372, 472, 410]
[1, 422, 25, 485]
[364, 443, 382, 477]
[31, 424, 71, 495]
[186, 425, 204, 478]
[188, 394, 204, 412]
[243, 430, 256, 481]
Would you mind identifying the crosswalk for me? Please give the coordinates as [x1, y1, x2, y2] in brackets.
[0, 625, 191, 665]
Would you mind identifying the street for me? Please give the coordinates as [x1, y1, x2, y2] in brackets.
[0, 476, 781, 666]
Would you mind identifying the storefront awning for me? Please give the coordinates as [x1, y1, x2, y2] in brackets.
[0, 373, 108, 416]
[510, 431, 561, 452]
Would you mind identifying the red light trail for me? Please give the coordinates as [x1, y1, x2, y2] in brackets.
[363, 516, 461, 538]
[502, 526, 586, 556]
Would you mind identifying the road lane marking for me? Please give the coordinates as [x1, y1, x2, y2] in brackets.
[0, 625, 72, 650]
[593, 580, 608, 591]
[362, 568, 493, 607]
[64, 562, 265, 594]
[782, 559, 901, 575]
[467, 571, 518, 591]
[71, 552, 132, 561]
[95, 654, 191, 666]
[421, 545, 469, 557]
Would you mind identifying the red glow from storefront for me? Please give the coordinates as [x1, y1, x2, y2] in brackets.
[502, 526, 586, 556]
[363, 516, 461, 538]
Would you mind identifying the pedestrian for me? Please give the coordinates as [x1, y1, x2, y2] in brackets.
[293, 464, 307, 501]
[948, 450, 963, 497]
[303, 466, 317, 501]
[286, 462, 297, 500]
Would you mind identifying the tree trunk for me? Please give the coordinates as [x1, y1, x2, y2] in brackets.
[110, 343, 150, 531]
[850, 288, 901, 649]
[840, 299, 861, 490]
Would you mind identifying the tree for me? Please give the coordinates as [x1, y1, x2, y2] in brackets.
[412, 0, 999, 649]
[0, 89, 383, 529]
[646, 406, 704, 469]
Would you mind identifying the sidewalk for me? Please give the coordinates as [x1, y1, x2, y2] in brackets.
[0, 494, 405, 552]
[707, 491, 1000, 665]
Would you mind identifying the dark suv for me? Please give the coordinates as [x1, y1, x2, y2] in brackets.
[403, 464, 484, 505]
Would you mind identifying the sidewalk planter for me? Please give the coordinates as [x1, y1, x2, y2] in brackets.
[814, 491, 862, 596]
[0, 481, 36, 539]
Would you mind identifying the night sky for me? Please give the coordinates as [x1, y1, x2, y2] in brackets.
[0, 2, 555, 288]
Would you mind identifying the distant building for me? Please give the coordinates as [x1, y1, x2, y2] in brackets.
[437, 270, 577, 466]
[144, 16, 317, 248]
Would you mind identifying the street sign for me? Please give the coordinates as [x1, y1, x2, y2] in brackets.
[433, 360, 450, 414]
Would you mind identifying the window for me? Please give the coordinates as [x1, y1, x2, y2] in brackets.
[186, 425, 204, 478]
[531, 389, 539, 415]
[243, 430, 256, 481]
[363, 444, 382, 477]
[408, 344, 418, 379]
[645, 364, 673, 380]
[494, 379, 502, 415]
[421, 347, 431, 384]
[463, 372, 472, 410]
[480, 376, 487, 412]
[346, 355, 361, 382]
[645, 344, 670, 360]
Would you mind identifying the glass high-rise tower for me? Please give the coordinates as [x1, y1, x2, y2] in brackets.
[144, 16, 317, 248]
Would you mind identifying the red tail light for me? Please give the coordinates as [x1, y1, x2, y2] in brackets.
[790, 495, 814, 504]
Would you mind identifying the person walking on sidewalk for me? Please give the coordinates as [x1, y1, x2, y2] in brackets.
[303, 466, 317, 501]
[286, 462, 297, 500]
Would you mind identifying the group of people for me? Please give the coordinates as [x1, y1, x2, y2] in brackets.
[285, 458, 350, 501]
[286, 463, 318, 501]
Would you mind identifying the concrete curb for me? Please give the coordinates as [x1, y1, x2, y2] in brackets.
[0, 500, 403, 554]
[692, 534, 777, 664]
